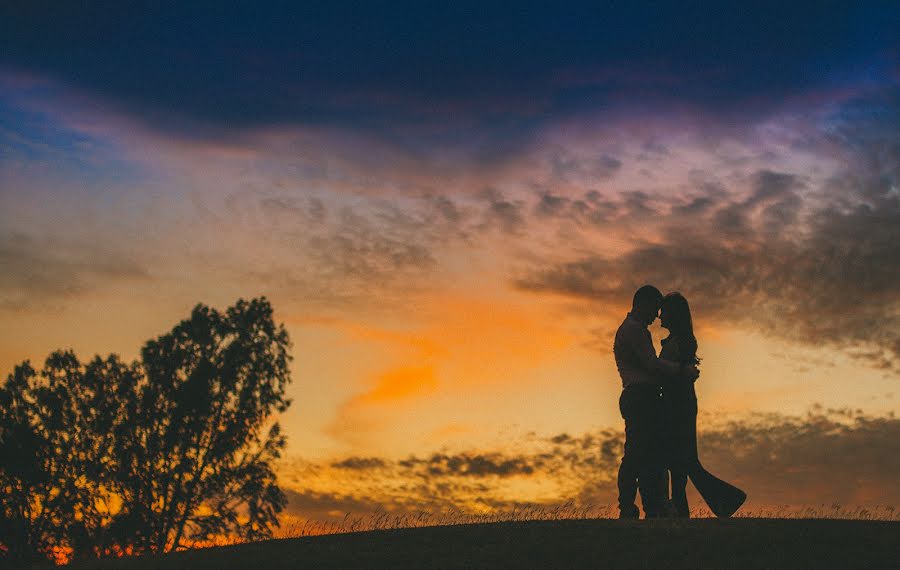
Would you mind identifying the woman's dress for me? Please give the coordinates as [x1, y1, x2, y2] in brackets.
[661, 335, 747, 518]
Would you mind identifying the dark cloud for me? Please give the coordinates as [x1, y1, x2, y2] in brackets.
[747, 170, 804, 206]
[426, 194, 465, 225]
[283, 489, 390, 521]
[0, 233, 149, 310]
[673, 196, 714, 216]
[331, 457, 387, 470]
[534, 193, 570, 218]
[710, 201, 749, 237]
[571, 191, 623, 226]
[481, 191, 526, 235]
[622, 191, 658, 218]
[423, 453, 536, 478]
[550, 433, 573, 444]
[308, 227, 435, 282]
[549, 153, 622, 184]
[525, 188, 626, 227]
[2, 1, 895, 154]
[577, 408, 900, 507]
[515, 154, 900, 370]
[694, 407, 900, 506]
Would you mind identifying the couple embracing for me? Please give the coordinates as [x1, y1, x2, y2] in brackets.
[614, 285, 746, 519]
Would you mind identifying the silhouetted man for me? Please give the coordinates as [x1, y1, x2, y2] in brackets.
[614, 285, 698, 518]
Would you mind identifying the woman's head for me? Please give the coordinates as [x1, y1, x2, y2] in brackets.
[660, 291, 693, 335]
[661, 291, 698, 362]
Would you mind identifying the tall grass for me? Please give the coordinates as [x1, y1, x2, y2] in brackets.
[149, 502, 899, 554]
[262, 502, 898, 542]
[277, 501, 601, 539]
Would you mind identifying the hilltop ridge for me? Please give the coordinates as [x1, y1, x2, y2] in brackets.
[72, 518, 898, 569]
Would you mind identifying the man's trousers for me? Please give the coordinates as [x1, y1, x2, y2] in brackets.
[617, 383, 665, 517]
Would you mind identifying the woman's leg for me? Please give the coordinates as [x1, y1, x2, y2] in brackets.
[671, 404, 698, 517]
[689, 399, 747, 518]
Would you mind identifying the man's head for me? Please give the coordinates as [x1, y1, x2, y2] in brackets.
[631, 285, 663, 325]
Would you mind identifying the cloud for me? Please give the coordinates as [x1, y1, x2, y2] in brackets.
[692, 407, 900, 506]
[549, 152, 622, 184]
[533, 193, 570, 218]
[321, 295, 574, 447]
[307, 222, 436, 283]
[259, 196, 328, 227]
[416, 453, 536, 478]
[479, 190, 526, 235]
[2, 43, 896, 379]
[514, 156, 900, 370]
[233, 194, 471, 310]
[283, 488, 389, 521]
[351, 366, 439, 405]
[325, 365, 439, 447]
[331, 457, 388, 470]
[4, 3, 895, 167]
[0, 233, 149, 310]
[281, 408, 900, 521]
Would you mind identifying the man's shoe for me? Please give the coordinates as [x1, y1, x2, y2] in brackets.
[618, 505, 640, 519]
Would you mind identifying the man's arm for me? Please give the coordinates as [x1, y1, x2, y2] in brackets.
[631, 327, 680, 376]
[632, 327, 699, 381]
[659, 339, 700, 382]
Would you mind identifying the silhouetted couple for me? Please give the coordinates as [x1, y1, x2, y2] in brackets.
[614, 285, 746, 519]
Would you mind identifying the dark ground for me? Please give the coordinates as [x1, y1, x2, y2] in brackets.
[69, 518, 898, 569]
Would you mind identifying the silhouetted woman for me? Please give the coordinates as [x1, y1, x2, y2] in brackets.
[660, 292, 746, 518]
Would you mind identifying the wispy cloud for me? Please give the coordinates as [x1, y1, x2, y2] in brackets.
[0, 233, 149, 311]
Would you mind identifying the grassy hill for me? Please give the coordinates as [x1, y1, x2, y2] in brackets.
[73, 518, 897, 569]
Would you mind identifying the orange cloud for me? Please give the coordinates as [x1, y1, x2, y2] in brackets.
[417, 293, 574, 386]
[321, 288, 576, 447]
[352, 366, 438, 405]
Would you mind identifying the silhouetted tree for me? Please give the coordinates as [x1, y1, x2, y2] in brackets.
[0, 352, 133, 562]
[0, 297, 292, 562]
[0, 362, 52, 564]
[112, 297, 292, 553]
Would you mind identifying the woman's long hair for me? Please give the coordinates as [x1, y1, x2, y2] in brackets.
[663, 292, 699, 364]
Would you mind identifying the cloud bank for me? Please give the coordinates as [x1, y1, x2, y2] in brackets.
[281, 407, 900, 521]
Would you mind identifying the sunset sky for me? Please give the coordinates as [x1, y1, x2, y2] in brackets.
[2, 2, 898, 519]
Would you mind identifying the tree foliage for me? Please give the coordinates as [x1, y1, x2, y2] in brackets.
[0, 298, 292, 563]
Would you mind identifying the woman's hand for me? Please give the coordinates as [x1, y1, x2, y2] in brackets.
[682, 363, 700, 382]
